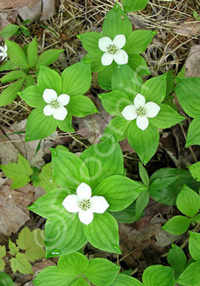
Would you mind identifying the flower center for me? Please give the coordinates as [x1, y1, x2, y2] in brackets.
[79, 199, 91, 211]
[51, 99, 60, 109]
[136, 106, 146, 116]
[107, 44, 117, 54]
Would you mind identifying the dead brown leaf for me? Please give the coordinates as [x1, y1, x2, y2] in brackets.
[185, 45, 200, 78]
[174, 21, 200, 37]
[0, 0, 40, 10]
[0, 179, 34, 236]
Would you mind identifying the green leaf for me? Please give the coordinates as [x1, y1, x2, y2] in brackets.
[194, 213, 200, 224]
[135, 190, 149, 220]
[0, 272, 14, 286]
[111, 274, 143, 286]
[93, 175, 144, 211]
[57, 115, 74, 133]
[25, 108, 57, 141]
[39, 163, 58, 192]
[0, 24, 19, 38]
[98, 62, 116, 90]
[166, 70, 174, 95]
[122, 0, 148, 12]
[0, 78, 25, 106]
[149, 168, 200, 205]
[80, 138, 124, 189]
[112, 65, 143, 99]
[51, 149, 89, 190]
[0, 246, 6, 270]
[140, 74, 167, 104]
[128, 53, 151, 76]
[0, 259, 5, 271]
[111, 201, 137, 223]
[1, 70, 26, 83]
[33, 266, 77, 286]
[84, 258, 120, 286]
[167, 244, 187, 279]
[102, 3, 132, 38]
[99, 90, 132, 116]
[67, 95, 98, 117]
[9, 240, 19, 256]
[142, 265, 175, 286]
[139, 162, 149, 186]
[35, 49, 64, 69]
[0, 246, 6, 259]
[175, 77, 200, 117]
[17, 227, 45, 262]
[127, 121, 159, 165]
[20, 85, 44, 108]
[102, 116, 130, 142]
[6, 39, 29, 69]
[176, 185, 200, 217]
[84, 212, 121, 254]
[150, 104, 184, 129]
[45, 215, 87, 257]
[177, 261, 200, 286]
[0, 153, 32, 188]
[27, 37, 38, 68]
[61, 61, 91, 96]
[58, 252, 89, 274]
[189, 231, 200, 261]
[186, 115, 200, 147]
[176, 65, 185, 79]
[189, 161, 200, 181]
[124, 30, 155, 54]
[79, 32, 103, 55]
[0, 60, 17, 71]
[162, 216, 191, 235]
[37, 66, 62, 94]
[83, 53, 104, 73]
[28, 188, 70, 219]
[71, 277, 90, 286]
[10, 253, 33, 274]
[25, 75, 35, 87]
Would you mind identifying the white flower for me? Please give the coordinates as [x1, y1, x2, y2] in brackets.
[62, 182, 109, 225]
[43, 89, 70, 121]
[0, 44, 8, 61]
[98, 35, 128, 66]
[121, 93, 160, 130]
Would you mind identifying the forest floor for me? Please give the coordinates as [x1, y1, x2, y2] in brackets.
[0, 0, 200, 285]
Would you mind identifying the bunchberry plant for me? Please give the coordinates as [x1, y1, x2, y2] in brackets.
[28, 138, 146, 256]
[20, 61, 97, 141]
[0, 21, 31, 38]
[0, 38, 64, 106]
[162, 184, 200, 235]
[99, 65, 184, 164]
[79, 3, 156, 89]
[175, 77, 200, 147]
[33, 252, 142, 286]
[121, 0, 149, 12]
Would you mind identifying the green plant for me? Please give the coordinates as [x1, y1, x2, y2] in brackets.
[0, 38, 64, 106]
[0, 21, 31, 39]
[0, 227, 45, 275]
[79, 3, 155, 90]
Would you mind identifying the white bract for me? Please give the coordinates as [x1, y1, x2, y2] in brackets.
[98, 35, 128, 66]
[0, 44, 8, 61]
[43, 89, 70, 121]
[62, 182, 109, 225]
[122, 93, 160, 130]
